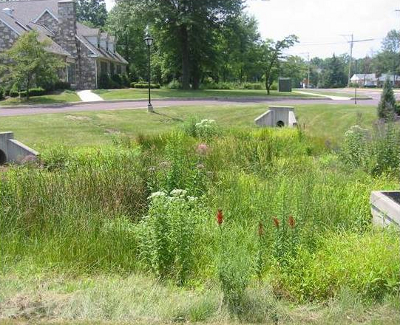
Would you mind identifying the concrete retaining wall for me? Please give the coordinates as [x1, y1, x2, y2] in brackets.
[0, 132, 39, 164]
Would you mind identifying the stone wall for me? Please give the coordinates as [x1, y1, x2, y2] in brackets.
[0, 20, 19, 51]
[56, 0, 80, 87]
[36, 11, 59, 34]
[78, 42, 97, 89]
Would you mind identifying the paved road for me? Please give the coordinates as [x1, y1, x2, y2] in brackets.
[0, 97, 379, 117]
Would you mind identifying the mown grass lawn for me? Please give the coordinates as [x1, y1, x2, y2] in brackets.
[93, 88, 313, 100]
[0, 90, 80, 106]
[0, 103, 375, 149]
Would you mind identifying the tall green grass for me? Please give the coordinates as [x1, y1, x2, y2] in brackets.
[1, 125, 399, 309]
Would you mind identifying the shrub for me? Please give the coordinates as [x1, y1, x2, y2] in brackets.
[111, 74, 122, 88]
[9, 83, 20, 97]
[131, 82, 161, 89]
[122, 74, 131, 87]
[0, 87, 4, 100]
[194, 119, 220, 139]
[28, 87, 46, 97]
[276, 230, 400, 302]
[242, 83, 263, 90]
[138, 190, 205, 284]
[166, 79, 182, 89]
[200, 81, 232, 90]
[340, 125, 371, 169]
[378, 79, 396, 119]
[98, 73, 113, 89]
[54, 81, 71, 90]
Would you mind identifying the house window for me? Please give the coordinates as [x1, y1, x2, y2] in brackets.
[101, 62, 108, 75]
[110, 63, 115, 75]
[67, 63, 76, 84]
[116, 65, 121, 75]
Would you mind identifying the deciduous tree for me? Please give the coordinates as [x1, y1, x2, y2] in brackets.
[1, 31, 65, 99]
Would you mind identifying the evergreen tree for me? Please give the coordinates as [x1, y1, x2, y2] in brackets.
[378, 79, 397, 119]
[76, 0, 108, 27]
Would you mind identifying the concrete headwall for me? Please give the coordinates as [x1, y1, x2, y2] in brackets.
[0, 132, 39, 164]
[255, 106, 298, 128]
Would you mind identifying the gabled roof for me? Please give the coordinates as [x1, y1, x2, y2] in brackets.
[0, 0, 128, 64]
[0, 0, 59, 26]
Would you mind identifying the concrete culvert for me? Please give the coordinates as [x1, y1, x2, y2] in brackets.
[277, 120, 285, 127]
[0, 149, 7, 165]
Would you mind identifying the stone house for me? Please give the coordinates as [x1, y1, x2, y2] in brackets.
[0, 0, 128, 89]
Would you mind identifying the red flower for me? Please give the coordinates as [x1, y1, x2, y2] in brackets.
[258, 221, 264, 236]
[273, 217, 280, 228]
[288, 215, 296, 228]
[216, 209, 224, 225]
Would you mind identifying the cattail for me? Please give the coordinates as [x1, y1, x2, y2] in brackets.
[258, 221, 264, 236]
[288, 215, 295, 228]
[216, 209, 224, 225]
[273, 217, 280, 228]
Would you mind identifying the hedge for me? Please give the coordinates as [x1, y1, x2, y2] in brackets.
[131, 82, 161, 89]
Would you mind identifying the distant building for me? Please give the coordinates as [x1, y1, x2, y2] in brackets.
[0, 0, 128, 89]
[350, 73, 400, 88]
[350, 74, 378, 87]
[377, 74, 400, 87]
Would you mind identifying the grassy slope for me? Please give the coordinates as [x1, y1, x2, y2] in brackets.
[93, 88, 312, 100]
[0, 103, 375, 149]
[0, 91, 80, 106]
[1, 272, 398, 325]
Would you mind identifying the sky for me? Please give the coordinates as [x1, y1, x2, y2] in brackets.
[104, 0, 400, 60]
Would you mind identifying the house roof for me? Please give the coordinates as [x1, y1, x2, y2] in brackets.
[0, 0, 127, 64]
[350, 74, 377, 81]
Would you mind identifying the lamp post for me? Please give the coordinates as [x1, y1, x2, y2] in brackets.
[144, 31, 154, 112]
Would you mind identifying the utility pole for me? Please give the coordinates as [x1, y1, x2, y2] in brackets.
[342, 34, 374, 87]
[307, 52, 311, 88]
[348, 34, 354, 87]
[395, 9, 400, 86]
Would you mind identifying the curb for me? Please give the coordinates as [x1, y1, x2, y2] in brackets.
[0, 96, 331, 109]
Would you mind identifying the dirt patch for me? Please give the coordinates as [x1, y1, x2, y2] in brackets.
[65, 115, 92, 122]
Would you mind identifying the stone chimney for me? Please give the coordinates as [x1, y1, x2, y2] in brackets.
[57, 0, 78, 58]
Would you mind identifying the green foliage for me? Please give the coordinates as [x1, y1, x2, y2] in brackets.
[0, 86, 4, 100]
[138, 190, 205, 284]
[131, 82, 161, 89]
[76, 0, 108, 27]
[1, 31, 65, 100]
[257, 35, 299, 94]
[1, 125, 399, 308]
[98, 73, 116, 89]
[340, 123, 400, 175]
[378, 79, 397, 118]
[277, 230, 400, 302]
[166, 79, 182, 89]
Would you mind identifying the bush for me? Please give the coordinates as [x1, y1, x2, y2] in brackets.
[166, 79, 182, 89]
[54, 81, 71, 90]
[111, 74, 122, 88]
[9, 83, 20, 97]
[138, 190, 205, 284]
[122, 74, 131, 87]
[242, 83, 263, 90]
[378, 79, 396, 119]
[98, 73, 113, 89]
[28, 87, 46, 97]
[200, 81, 232, 90]
[276, 230, 400, 301]
[0, 87, 4, 100]
[131, 82, 161, 89]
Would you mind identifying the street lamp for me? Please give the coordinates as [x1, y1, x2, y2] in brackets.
[144, 31, 154, 112]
